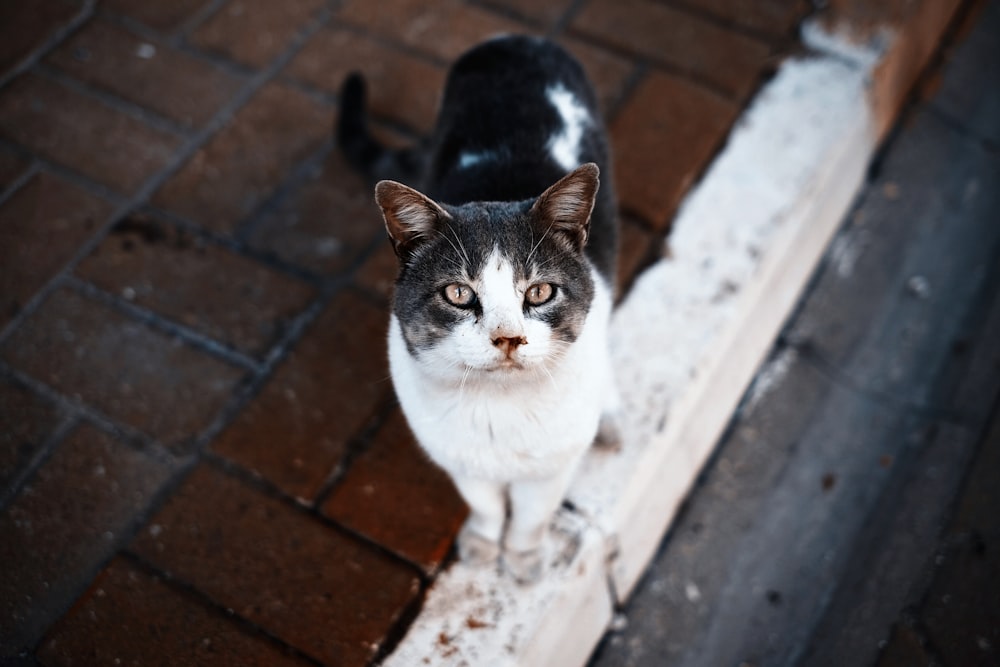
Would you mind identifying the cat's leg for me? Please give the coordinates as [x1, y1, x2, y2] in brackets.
[504, 464, 576, 584]
[451, 475, 505, 566]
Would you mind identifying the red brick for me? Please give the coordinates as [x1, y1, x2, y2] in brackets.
[338, 0, 529, 62]
[0, 74, 181, 193]
[130, 463, 420, 665]
[76, 214, 316, 357]
[0, 173, 112, 328]
[616, 215, 658, 293]
[47, 18, 246, 128]
[190, 0, 327, 69]
[101, 0, 211, 32]
[611, 71, 738, 228]
[247, 152, 384, 275]
[212, 289, 390, 501]
[482, 0, 576, 27]
[0, 423, 173, 655]
[324, 409, 466, 570]
[0, 288, 246, 448]
[0, 377, 63, 491]
[0, 146, 30, 190]
[572, 0, 772, 100]
[152, 81, 330, 233]
[38, 557, 313, 667]
[693, 0, 810, 40]
[286, 26, 447, 133]
[0, 0, 79, 79]
[560, 36, 637, 119]
[354, 238, 398, 302]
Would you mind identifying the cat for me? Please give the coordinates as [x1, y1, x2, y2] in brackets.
[338, 35, 620, 583]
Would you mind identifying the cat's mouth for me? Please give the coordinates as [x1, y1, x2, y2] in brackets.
[484, 358, 525, 372]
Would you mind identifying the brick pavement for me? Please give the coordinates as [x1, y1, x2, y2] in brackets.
[0, 1, 804, 664]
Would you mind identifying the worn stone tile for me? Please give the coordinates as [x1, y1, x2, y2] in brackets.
[0, 377, 63, 493]
[559, 36, 637, 119]
[324, 409, 466, 570]
[0, 146, 30, 191]
[0, 74, 181, 193]
[572, 0, 772, 100]
[76, 214, 316, 358]
[190, 0, 327, 68]
[0, 288, 246, 448]
[337, 0, 529, 62]
[131, 463, 421, 666]
[785, 110, 1000, 423]
[0, 0, 79, 80]
[101, 0, 211, 32]
[611, 71, 738, 229]
[481, 0, 575, 27]
[693, 0, 809, 40]
[930, 0, 1000, 146]
[48, 18, 246, 128]
[0, 423, 174, 657]
[0, 172, 112, 328]
[152, 81, 330, 233]
[212, 289, 390, 501]
[286, 25, 446, 133]
[247, 152, 384, 275]
[37, 557, 314, 667]
[354, 239, 398, 302]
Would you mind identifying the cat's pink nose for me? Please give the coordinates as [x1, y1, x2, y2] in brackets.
[492, 335, 527, 356]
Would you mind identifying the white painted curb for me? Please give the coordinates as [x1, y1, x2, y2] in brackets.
[384, 36, 880, 667]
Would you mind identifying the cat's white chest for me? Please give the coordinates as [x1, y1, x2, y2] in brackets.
[388, 278, 613, 482]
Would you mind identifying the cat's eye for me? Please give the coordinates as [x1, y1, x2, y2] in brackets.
[443, 283, 477, 308]
[525, 283, 555, 306]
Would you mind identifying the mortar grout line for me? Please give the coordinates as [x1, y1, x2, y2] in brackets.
[0, 411, 80, 511]
[64, 275, 263, 372]
[140, 205, 328, 286]
[172, 0, 232, 43]
[95, 7, 258, 78]
[33, 64, 194, 138]
[0, 0, 97, 91]
[0, 160, 40, 208]
[201, 451, 434, 580]
[0, 363, 177, 467]
[113, 550, 328, 667]
[563, 28, 747, 103]
[0, 5, 337, 349]
[659, 0, 805, 47]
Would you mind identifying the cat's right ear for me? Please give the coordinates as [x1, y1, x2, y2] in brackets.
[374, 180, 451, 258]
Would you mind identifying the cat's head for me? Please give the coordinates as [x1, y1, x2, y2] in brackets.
[376, 164, 600, 385]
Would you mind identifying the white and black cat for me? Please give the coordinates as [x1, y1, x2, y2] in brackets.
[338, 35, 619, 583]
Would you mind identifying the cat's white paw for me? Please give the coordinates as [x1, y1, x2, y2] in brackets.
[456, 525, 500, 566]
[504, 545, 547, 584]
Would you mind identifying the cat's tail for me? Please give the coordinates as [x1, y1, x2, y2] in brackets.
[337, 73, 423, 185]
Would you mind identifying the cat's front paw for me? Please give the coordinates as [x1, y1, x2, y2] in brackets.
[504, 546, 546, 585]
[456, 525, 500, 566]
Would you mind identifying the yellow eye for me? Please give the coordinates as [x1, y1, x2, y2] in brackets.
[443, 283, 476, 307]
[525, 283, 554, 306]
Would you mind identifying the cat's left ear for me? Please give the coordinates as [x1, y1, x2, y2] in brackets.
[531, 163, 600, 252]
[375, 180, 451, 258]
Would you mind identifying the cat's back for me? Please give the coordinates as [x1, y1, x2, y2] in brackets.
[428, 36, 609, 204]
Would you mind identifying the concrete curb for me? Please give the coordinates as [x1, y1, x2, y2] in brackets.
[383, 7, 958, 663]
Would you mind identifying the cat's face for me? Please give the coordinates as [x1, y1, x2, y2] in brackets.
[378, 165, 600, 385]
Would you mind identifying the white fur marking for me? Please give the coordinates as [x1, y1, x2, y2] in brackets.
[546, 83, 591, 171]
[458, 150, 497, 169]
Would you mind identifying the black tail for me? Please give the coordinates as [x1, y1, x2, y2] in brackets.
[337, 73, 424, 185]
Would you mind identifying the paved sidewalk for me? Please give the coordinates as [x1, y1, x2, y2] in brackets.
[0, 0, 805, 664]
